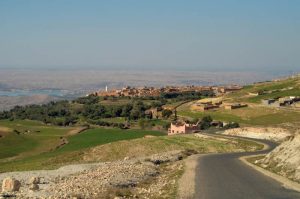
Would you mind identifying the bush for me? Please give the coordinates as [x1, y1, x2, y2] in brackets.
[223, 122, 240, 129]
[162, 109, 173, 118]
[199, 116, 213, 130]
[162, 122, 171, 130]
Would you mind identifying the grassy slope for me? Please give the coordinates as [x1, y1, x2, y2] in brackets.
[178, 75, 300, 128]
[227, 76, 300, 103]
[83, 134, 262, 162]
[178, 104, 300, 126]
[56, 128, 164, 153]
[0, 120, 75, 159]
[0, 127, 164, 172]
[0, 133, 262, 172]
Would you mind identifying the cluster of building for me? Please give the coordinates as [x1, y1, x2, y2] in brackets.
[262, 96, 300, 108]
[91, 85, 243, 98]
[191, 98, 248, 112]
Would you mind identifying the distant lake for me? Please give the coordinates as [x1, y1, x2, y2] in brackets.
[0, 89, 69, 97]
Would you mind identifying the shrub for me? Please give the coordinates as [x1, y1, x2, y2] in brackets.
[162, 109, 173, 118]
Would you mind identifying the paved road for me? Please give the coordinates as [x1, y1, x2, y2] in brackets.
[194, 137, 300, 199]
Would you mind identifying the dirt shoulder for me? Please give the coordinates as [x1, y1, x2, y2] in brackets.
[177, 154, 199, 199]
[241, 155, 300, 192]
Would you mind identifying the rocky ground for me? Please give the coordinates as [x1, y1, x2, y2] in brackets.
[255, 132, 300, 183]
[0, 151, 187, 199]
[221, 127, 291, 142]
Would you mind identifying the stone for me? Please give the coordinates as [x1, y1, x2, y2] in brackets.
[1, 177, 21, 192]
[29, 177, 40, 184]
[29, 184, 39, 191]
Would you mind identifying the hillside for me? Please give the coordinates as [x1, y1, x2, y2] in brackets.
[255, 133, 300, 183]
[177, 74, 300, 132]
[226, 74, 300, 103]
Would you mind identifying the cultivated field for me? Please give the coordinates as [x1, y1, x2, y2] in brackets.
[0, 120, 164, 172]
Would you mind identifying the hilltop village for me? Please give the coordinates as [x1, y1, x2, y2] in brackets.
[91, 85, 243, 97]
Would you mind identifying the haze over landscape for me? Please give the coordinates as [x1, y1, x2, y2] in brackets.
[1, 0, 299, 71]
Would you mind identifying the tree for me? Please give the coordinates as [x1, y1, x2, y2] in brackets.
[163, 122, 171, 130]
[162, 109, 173, 118]
[200, 116, 213, 130]
[223, 122, 240, 129]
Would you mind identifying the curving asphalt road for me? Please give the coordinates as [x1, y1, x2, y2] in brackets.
[194, 136, 300, 199]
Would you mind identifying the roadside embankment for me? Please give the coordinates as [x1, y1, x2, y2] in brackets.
[254, 132, 300, 184]
[221, 127, 291, 142]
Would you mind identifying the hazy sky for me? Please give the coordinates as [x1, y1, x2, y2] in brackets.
[0, 0, 299, 72]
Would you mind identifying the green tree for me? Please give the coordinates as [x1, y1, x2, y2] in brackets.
[200, 116, 213, 130]
[162, 109, 173, 118]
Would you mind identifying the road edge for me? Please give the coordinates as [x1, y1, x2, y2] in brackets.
[240, 155, 300, 193]
[177, 154, 200, 199]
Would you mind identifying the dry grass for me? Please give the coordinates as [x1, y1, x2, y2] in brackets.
[83, 134, 262, 163]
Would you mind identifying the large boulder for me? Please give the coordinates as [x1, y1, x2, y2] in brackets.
[1, 177, 21, 192]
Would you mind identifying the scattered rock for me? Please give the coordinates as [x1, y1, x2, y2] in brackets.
[1, 177, 21, 192]
[0, 151, 185, 198]
[147, 151, 184, 165]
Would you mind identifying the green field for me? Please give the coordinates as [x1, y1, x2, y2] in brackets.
[55, 128, 164, 153]
[0, 120, 75, 159]
[0, 123, 165, 172]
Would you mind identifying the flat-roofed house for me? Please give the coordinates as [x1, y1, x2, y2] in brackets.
[224, 103, 248, 110]
[262, 99, 276, 105]
[168, 122, 199, 135]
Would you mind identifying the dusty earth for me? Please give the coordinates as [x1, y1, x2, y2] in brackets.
[221, 127, 291, 142]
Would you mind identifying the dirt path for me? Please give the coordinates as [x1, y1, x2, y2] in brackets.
[66, 126, 89, 136]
